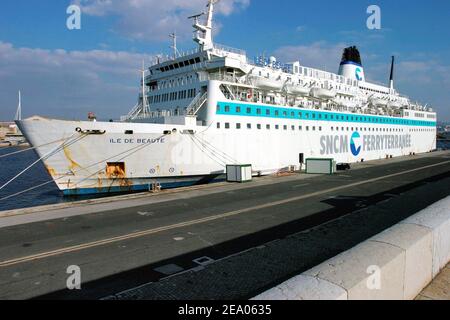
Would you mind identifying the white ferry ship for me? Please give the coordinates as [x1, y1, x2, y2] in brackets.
[17, 0, 437, 196]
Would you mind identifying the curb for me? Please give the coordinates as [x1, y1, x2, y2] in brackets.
[253, 196, 450, 300]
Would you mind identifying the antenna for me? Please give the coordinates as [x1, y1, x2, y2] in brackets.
[169, 32, 180, 59]
[15, 91, 22, 121]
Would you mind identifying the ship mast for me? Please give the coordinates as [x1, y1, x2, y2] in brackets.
[141, 61, 148, 117]
[190, 0, 219, 51]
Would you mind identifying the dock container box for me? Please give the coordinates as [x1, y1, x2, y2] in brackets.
[226, 164, 252, 183]
[305, 158, 336, 174]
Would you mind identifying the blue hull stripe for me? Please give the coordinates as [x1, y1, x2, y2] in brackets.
[216, 102, 436, 127]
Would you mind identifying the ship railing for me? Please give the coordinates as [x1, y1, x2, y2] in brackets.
[198, 72, 252, 86]
[186, 92, 208, 116]
[212, 43, 246, 56]
[149, 48, 202, 67]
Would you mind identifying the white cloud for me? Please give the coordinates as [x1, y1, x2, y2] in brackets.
[73, 0, 250, 41]
[0, 41, 154, 120]
[273, 41, 347, 73]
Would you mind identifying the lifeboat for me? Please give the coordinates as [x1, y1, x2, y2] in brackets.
[286, 84, 311, 96]
[310, 87, 336, 100]
[252, 77, 282, 91]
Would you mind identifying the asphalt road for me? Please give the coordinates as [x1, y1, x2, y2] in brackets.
[0, 152, 449, 300]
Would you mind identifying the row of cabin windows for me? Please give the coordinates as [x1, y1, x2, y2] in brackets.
[217, 105, 433, 126]
[217, 122, 323, 131]
[149, 89, 196, 104]
[158, 57, 202, 73]
[360, 87, 389, 95]
[217, 123, 435, 133]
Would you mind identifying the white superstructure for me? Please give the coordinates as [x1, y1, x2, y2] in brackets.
[17, 0, 437, 195]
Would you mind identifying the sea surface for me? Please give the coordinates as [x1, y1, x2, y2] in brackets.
[1, 141, 450, 212]
[0, 147, 106, 211]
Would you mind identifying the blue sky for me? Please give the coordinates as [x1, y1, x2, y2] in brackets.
[1, 0, 449, 121]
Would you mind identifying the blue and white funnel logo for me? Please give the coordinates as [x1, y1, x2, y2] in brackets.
[355, 67, 363, 81]
[350, 132, 362, 156]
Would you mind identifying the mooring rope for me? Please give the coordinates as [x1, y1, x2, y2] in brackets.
[0, 133, 86, 192]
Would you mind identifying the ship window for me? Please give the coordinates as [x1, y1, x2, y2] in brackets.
[217, 122, 220, 129]
[174, 64, 180, 69]
[306, 126, 309, 131]
[179, 61, 185, 67]
[125, 130, 134, 135]
[257, 124, 262, 130]
[164, 66, 169, 71]
[298, 112, 302, 118]
[184, 60, 190, 66]
[318, 114, 322, 119]
[313, 126, 316, 131]
[246, 107, 251, 114]
[236, 123, 241, 129]
[266, 109, 270, 116]
[224, 123, 230, 129]
[225, 106, 230, 112]
[283, 125, 287, 130]
[236, 106, 241, 113]
[283, 111, 287, 116]
[319, 127, 322, 131]
[291, 125, 295, 131]
[299, 126, 302, 131]
[195, 57, 201, 63]
[257, 109, 261, 115]
[216, 105, 220, 112]
[189, 59, 195, 64]
[291, 112, 295, 117]
[266, 124, 271, 130]
[247, 123, 252, 129]
[275, 111, 279, 116]
[275, 125, 279, 130]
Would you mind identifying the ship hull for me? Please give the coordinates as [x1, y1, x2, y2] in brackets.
[16, 101, 437, 196]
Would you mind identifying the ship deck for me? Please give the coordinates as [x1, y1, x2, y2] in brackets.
[0, 151, 449, 299]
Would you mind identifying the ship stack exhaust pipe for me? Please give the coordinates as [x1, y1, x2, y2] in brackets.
[389, 55, 395, 90]
[338, 46, 365, 82]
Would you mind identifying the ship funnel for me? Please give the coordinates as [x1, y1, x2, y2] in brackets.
[389, 56, 395, 89]
[338, 46, 365, 82]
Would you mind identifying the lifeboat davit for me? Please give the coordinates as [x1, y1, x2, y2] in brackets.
[252, 77, 282, 91]
[388, 101, 402, 108]
[286, 84, 311, 96]
[310, 87, 336, 100]
[369, 97, 388, 107]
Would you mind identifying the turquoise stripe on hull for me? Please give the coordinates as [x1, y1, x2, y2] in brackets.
[216, 101, 436, 127]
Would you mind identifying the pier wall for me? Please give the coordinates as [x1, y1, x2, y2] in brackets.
[254, 196, 450, 300]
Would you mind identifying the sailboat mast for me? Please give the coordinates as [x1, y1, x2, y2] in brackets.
[15, 91, 22, 121]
